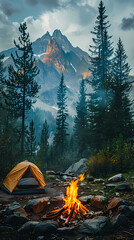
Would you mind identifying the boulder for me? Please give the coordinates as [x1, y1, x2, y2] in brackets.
[78, 216, 110, 235]
[107, 197, 126, 211]
[6, 202, 28, 217]
[64, 158, 87, 175]
[118, 205, 134, 218]
[111, 214, 127, 229]
[115, 183, 131, 192]
[90, 196, 108, 210]
[5, 214, 29, 227]
[18, 221, 39, 234]
[6, 201, 20, 215]
[24, 197, 49, 214]
[108, 174, 125, 182]
[34, 222, 57, 236]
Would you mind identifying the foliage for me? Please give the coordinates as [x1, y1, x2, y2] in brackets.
[0, 117, 21, 179]
[5, 22, 40, 155]
[88, 0, 113, 150]
[74, 79, 88, 156]
[108, 38, 133, 140]
[86, 136, 134, 177]
[38, 120, 49, 170]
[25, 120, 36, 159]
[54, 73, 68, 155]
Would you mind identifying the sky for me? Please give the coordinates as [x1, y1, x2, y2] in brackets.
[0, 0, 134, 73]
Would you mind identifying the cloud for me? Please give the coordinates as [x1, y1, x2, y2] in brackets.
[121, 15, 134, 30]
[26, 0, 38, 6]
[1, 1, 20, 17]
[26, 0, 61, 11]
[0, 11, 19, 51]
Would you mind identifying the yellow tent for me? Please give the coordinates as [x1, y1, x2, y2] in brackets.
[2, 161, 46, 194]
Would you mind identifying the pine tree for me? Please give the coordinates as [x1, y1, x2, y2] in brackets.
[0, 54, 6, 124]
[108, 38, 133, 139]
[54, 73, 68, 155]
[74, 79, 88, 155]
[5, 22, 40, 156]
[88, 1, 113, 149]
[0, 54, 6, 99]
[25, 120, 36, 158]
[38, 120, 49, 170]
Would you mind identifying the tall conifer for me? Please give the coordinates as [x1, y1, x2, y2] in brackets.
[108, 38, 133, 139]
[54, 73, 68, 155]
[88, 1, 113, 149]
[74, 79, 88, 155]
[38, 120, 49, 170]
[5, 22, 40, 156]
[25, 120, 36, 158]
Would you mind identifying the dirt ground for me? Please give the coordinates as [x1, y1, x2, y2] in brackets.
[0, 180, 134, 240]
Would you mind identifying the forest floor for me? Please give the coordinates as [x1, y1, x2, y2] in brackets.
[0, 174, 134, 240]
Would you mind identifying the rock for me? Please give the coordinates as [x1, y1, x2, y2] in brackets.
[90, 196, 108, 210]
[41, 220, 59, 228]
[80, 182, 86, 186]
[6, 202, 28, 217]
[14, 207, 28, 217]
[60, 175, 72, 182]
[115, 192, 120, 197]
[78, 216, 110, 235]
[5, 214, 29, 227]
[111, 214, 127, 229]
[46, 170, 56, 175]
[118, 205, 134, 218]
[24, 197, 49, 214]
[34, 222, 57, 236]
[78, 195, 94, 204]
[115, 183, 131, 192]
[108, 173, 125, 182]
[105, 184, 116, 189]
[50, 196, 64, 208]
[37, 237, 45, 240]
[18, 221, 39, 234]
[58, 227, 75, 235]
[64, 158, 87, 175]
[87, 176, 94, 182]
[0, 226, 13, 234]
[93, 179, 104, 184]
[6, 201, 20, 215]
[107, 197, 126, 211]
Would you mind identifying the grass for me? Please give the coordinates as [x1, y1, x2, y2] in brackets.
[79, 170, 134, 202]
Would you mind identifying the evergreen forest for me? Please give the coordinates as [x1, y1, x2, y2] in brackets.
[0, 1, 134, 179]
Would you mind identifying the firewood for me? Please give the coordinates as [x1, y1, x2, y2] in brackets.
[65, 202, 77, 224]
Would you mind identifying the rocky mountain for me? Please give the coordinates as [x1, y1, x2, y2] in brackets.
[1, 29, 91, 136]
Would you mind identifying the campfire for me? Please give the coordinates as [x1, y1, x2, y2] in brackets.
[44, 173, 89, 224]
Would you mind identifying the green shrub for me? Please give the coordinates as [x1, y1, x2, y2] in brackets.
[86, 136, 134, 177]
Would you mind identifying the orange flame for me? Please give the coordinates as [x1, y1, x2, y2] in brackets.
[63, 173, 89, 217]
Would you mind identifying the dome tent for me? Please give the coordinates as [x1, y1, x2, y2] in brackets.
[2, 161, 46, 194]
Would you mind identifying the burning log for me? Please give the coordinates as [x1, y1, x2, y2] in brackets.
[43, 173, 89, 223]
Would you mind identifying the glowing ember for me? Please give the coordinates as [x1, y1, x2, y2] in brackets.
[44, 173, 89, 223]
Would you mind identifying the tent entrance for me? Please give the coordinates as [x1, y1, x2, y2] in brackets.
[17, 167, 39, 189]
